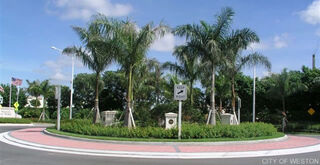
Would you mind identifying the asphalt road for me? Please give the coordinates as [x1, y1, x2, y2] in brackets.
[0, 126, 319, 165]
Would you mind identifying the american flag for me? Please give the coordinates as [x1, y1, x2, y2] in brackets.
[0, 85, 4, 93]
[11, 77, 23, 86]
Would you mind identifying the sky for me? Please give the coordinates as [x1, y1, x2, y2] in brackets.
[1, 0, 320, 87]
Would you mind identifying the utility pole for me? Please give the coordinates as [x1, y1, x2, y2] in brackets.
[253, 66, 256, 123]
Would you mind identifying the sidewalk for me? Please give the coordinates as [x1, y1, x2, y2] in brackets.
[1, 128, 320, 159]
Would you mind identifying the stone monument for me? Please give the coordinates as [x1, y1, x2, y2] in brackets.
[165, 112, 177, 129]
[221, 113, 237, 125]
[0, 107, 22, 118]
[101, 111, 117, 126]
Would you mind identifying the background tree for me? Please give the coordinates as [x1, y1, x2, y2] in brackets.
[163, 46, 201, 106]
[26, 80, 42, 108]
[223, 28, 270, 118]
[39, 80, 52, 120]
[268, 68, 307, 114]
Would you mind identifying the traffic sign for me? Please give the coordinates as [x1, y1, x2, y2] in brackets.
[308, 108, 315, 116]
[14, 102, 19, 111]
[174, 84, 187, 101]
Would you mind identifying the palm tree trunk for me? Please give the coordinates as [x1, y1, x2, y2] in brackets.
[231, 75, 236, 114]
[93, 72, 101, 124]
[124, 66, 133, 128]
[190, 80, 194, 106]
[219, 98, 222, 113]
[210, 67, 216, 125]
[281, 96, 286, 112]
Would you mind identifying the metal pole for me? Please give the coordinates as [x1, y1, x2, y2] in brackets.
[9, 82, 12, 107]
[253, 66, 256, 122]
[178, 82, 182, 140]
[178, 100, 182, 140]
[69, 55, 74, 119]
[16, 86, 20, 103]
[56, 86, 61, 131]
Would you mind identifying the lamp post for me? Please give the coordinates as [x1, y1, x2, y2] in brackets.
[51, 46, 74, 120]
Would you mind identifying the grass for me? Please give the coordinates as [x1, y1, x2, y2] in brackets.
[46, 127, 285, 142]
[0, 118, 32, 124]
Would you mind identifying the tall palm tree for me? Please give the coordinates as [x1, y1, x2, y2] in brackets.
[223, 28, 271, 117]
[116, 20, 169, 128]
[26, 80, 42, 108]
[174, 7, 234, 125]
[162, 45, 201, 106]
[63, 15, 120, 124]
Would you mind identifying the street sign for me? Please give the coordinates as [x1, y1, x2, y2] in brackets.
[308, 108, 315, 116]
[174, 84, 187, 101]
[14, 102, 19, 111]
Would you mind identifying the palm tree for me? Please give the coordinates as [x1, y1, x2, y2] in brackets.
[26, 80, 42, 108]
[39, 80, 51, 120]
[268, 69, 307, 113]
[162, 45, 201, 106]
[223, 28, 271, 118]
[63, 15, 120, 124]
[174, 7, 234, 125]
[116, 20, 169, 128]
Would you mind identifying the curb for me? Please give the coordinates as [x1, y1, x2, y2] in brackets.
[43, 129, 288, 145]
[2, 131, 320, 159]
[0, 123, 55, 127]
[0, 123, 34, 126]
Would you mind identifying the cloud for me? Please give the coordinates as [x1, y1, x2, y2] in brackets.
[273, 33, 288, 49]
[46, 0, 132, 20]
[37, 55, 83, 83]
[247, 33, 289, 51]
[299, 0, 320, 25]
[151, 33, 176, 52]
[248, 42, 269, 51]
[151, 33, 186, 52]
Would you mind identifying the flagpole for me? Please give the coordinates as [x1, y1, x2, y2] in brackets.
[16, 86, 20, 103]
[9, 79, 12, 107]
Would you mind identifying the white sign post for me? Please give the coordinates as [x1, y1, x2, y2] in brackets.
[174, 83, 187, 140]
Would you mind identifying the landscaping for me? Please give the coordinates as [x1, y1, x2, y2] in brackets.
[45, 119, 283, 142]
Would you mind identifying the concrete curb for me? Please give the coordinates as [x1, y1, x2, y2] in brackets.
[0, 123, 34, 126]
[1, 131, 320, 159]
[43, 129, 288, 145]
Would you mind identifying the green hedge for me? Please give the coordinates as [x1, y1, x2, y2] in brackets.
[60, 120, 278, 139]
[18, 107, 42, 118]
[0, 118, 32, 124]
[286, 122, 320, 133]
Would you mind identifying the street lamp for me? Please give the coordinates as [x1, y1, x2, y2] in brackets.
[51, 46, 74, 120]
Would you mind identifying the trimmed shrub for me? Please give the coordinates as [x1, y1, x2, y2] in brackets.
[18, 107, 42, 118]
[59, 120, 278, 139]
[0, 118, 32, 124]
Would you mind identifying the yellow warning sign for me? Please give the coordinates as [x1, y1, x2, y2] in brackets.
[0, 105, 2, 109]
[14, 102, 19, 111]
[308, 108, 315, 116]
